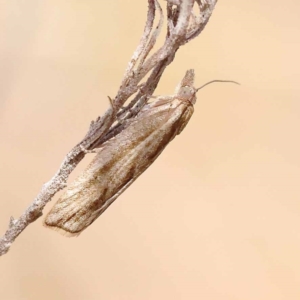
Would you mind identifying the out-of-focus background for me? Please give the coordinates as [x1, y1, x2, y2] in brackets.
[1, 1, 300, 299]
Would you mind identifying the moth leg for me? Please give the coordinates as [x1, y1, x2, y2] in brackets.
[164, 0, 181, 6]
[135, 86, 174, 102]
[148, 94, 174, 101]
[80, 145, 101, 154]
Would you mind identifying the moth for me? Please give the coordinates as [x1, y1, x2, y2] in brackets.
[44, 70, 237, 236]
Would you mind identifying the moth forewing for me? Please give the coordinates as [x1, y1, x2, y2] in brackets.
[44, 70, 197, 236]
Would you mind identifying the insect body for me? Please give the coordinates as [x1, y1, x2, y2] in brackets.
[44, 70, 236, 236]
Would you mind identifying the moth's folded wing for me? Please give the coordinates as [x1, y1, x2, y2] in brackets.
[44, 101, 193, 237]
[43, 173, 105, 236]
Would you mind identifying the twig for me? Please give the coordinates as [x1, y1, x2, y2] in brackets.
[0, 0, 218, 256]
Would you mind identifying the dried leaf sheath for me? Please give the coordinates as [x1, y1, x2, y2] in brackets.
[44, 70, 196, 236]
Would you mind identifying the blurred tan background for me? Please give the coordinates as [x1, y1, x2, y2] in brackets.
[1, 0, 300, 299]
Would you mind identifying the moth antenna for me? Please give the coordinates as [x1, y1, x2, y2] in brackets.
[196, 80, 240, 92]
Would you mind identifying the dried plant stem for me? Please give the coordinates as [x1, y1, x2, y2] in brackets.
[0, 0, 217, 256]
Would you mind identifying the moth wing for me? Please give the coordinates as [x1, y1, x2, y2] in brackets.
[44, 100, 193, 236]
[43, 169, 107, 236]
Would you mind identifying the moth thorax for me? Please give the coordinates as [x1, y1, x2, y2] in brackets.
[178, 86, 196, 104]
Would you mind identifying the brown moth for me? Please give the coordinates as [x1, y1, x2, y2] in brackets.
[44, 70, 237, 236]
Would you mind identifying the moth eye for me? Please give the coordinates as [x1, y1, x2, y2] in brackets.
[180, 86, 193, 98]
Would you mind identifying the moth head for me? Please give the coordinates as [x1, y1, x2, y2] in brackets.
[176, 69, 239, 105]
[176, 69, 197, 104]
[177, 85, 197, 104]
